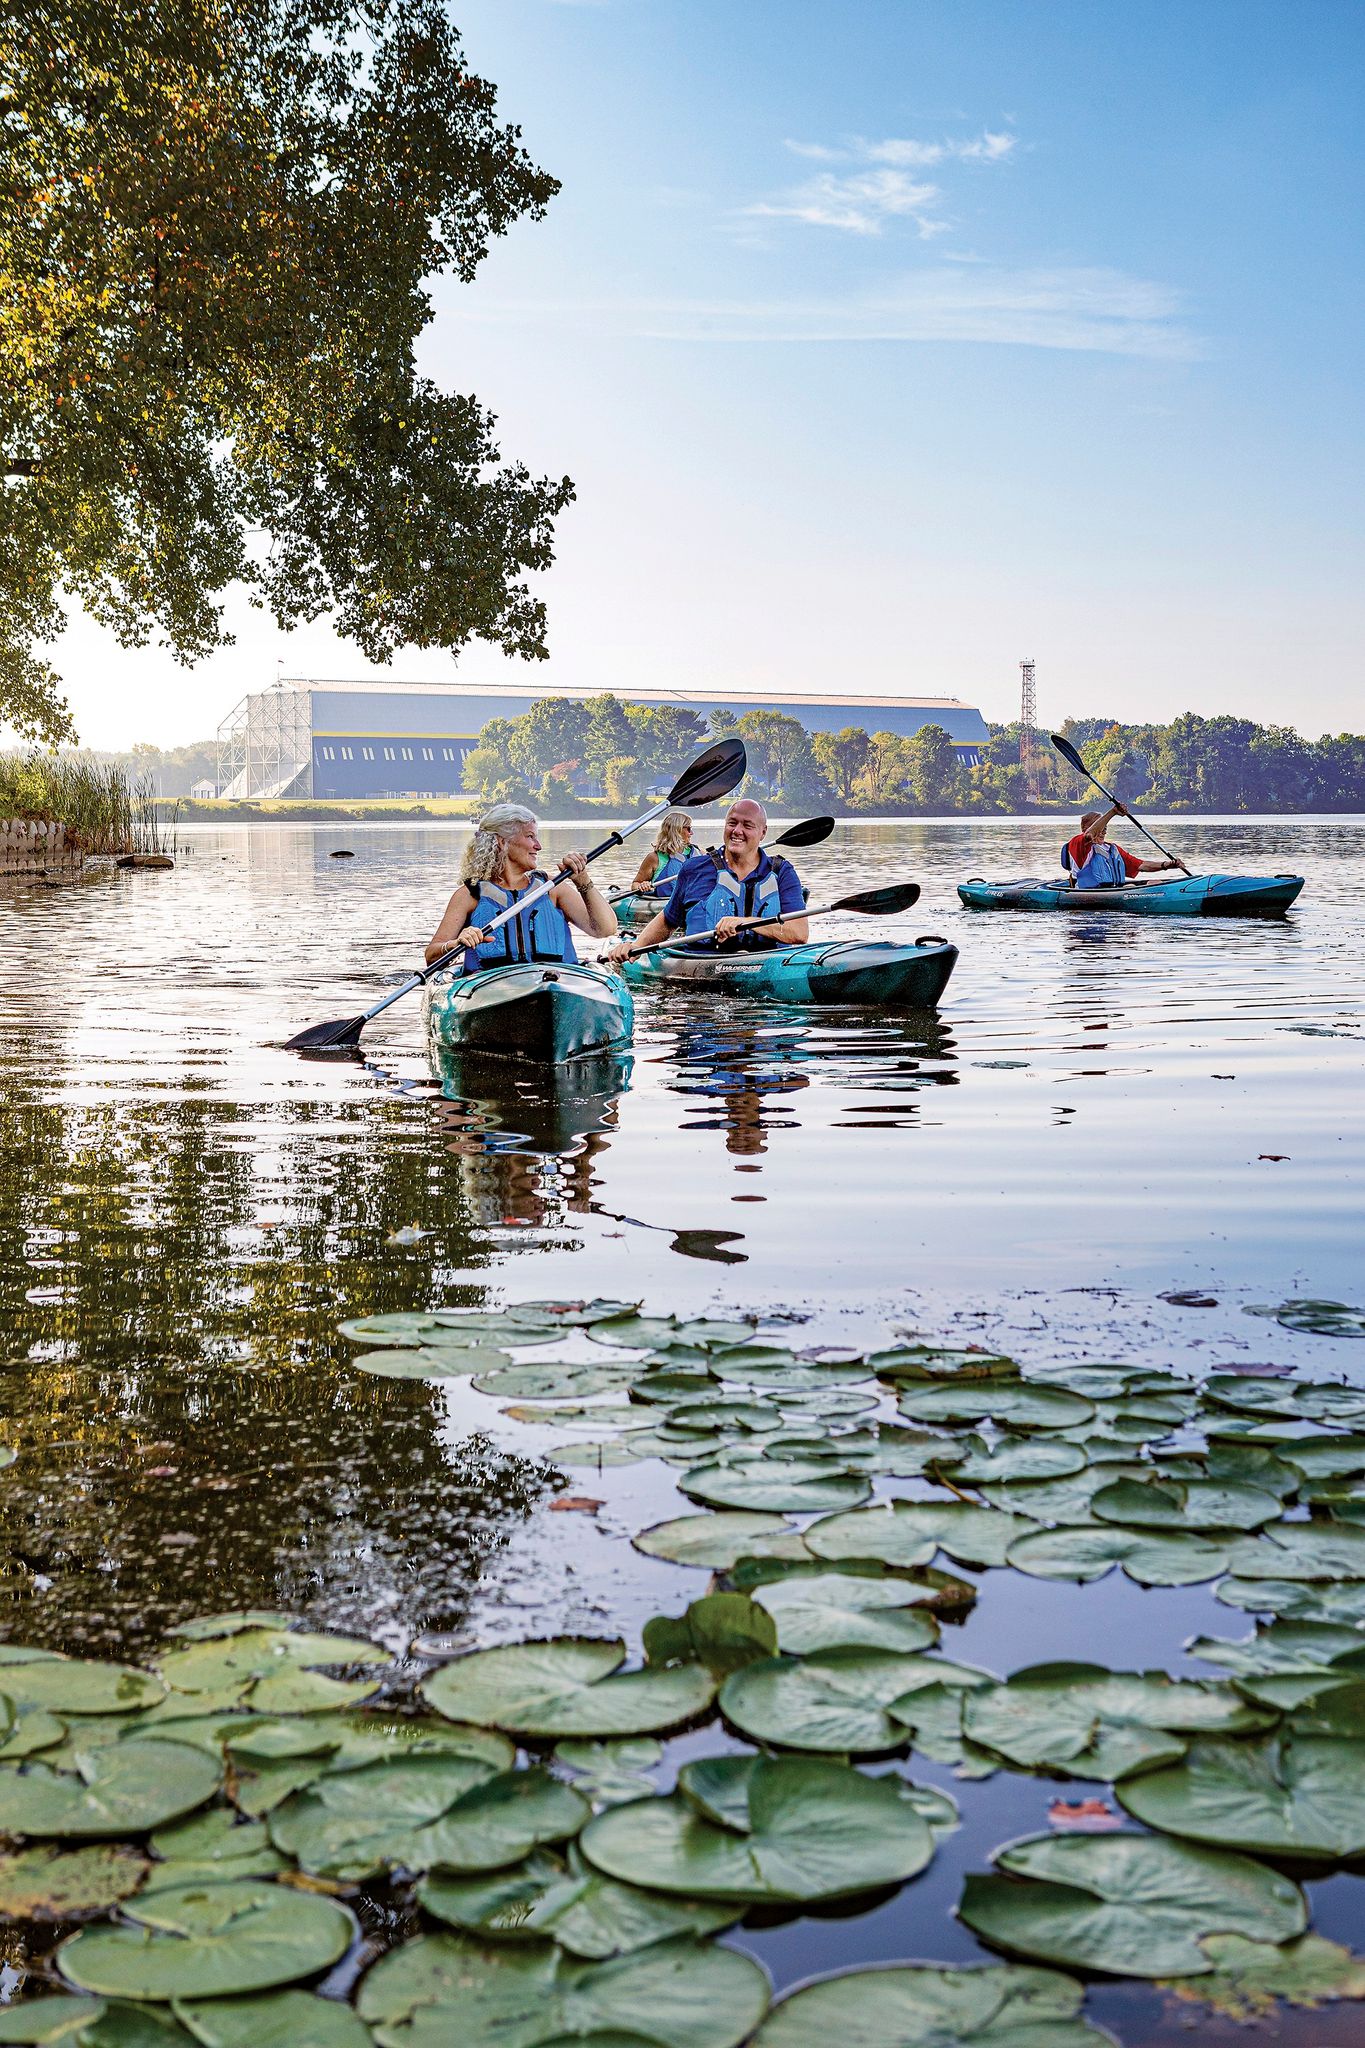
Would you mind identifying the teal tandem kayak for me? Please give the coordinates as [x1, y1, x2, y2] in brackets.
[612, 888, 669, 930]
[957, 873, 1304, 916]
[425, 962, 634, 1065]
[621, 936, 957, 1007]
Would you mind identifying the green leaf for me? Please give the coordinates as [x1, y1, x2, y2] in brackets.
[894, 1385, 1094, 1429]
[356, 1932, 769, 2048]
[958, 1831, 1306, 1978]
[145, 1810, 284, 1886]
[419, 1849, 739, 1957]
[512, 1299, 646, 1328]
[1090, 1476, 1281, 1531]
[1214, 1575, 1365, 1622]
[631, 1513, 807, 1569]
[581, 1754, 935, 1902]
[155, 1628, 389, 1713]
[807, 1501, 1038, 1571]
[868, 1347, 1017, 1381]
[587, 1317, 684, 1350]
[0, 2002, 192, 2045]
[677, 1460, 870, 1515]
[1004, 1525, 1230, 1586]
[270, 1762, 587, 1881]
[0, 1656, 164, 1716]
[749, 1573, 941, 1655]
[1117, 1733, 1365, 1857]
[751, 1961, 1110, 2046]
[551, 1741, 660, 1807]
[961, 1664, 1269, 1782]
[1188, 1618, 1365, 1678]
[472, 1366, 639, 1400]
[975, 1471, 1125, 1526]
[1161, 1933, 1365, 2022]
[0, 1706, 68, 1760]
[0, 1845, 149, 1919]
[58, 1879, 353, 2000]
[1280, 1435, 1365, 1480]
[350, 1348, 507, 1379]
[423, 1640, 717, 1739]
[226, 1713, 513, 1819]
[1246, 1298, 1365, 1338]
[0, 1741, 221, 1838]
[1226, 1522, 1365, 1580]
[642, 1595, 776, 1675]
[720, 1649, 989, 1754]
[173, 1991, 373, 2047]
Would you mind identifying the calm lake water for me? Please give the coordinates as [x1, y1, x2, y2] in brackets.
[2, 815, 1363, 2042]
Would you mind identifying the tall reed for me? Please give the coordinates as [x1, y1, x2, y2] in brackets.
[0, 753, 136, 853]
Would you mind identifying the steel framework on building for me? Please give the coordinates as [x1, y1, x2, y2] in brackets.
[216, 686, 314, 799]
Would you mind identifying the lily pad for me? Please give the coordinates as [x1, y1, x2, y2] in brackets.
[894, 1384, 1094, 1430]
[552, 1740, 660, 1807]
[807, 1501, 1038, 1572]
[356, 1931, 769, 2048]
[975, 1471, 1127, 1527]
[270, 1761, 587, 1880]
[751, 1961, 1111, 2046]
[0, 2003, 192, 2044]
[642, 1595, 777, 1675]
[419, 1848, 739, 1957]
[678, 1459, 870, 1514]
[958, 1831, 1306, 1977]
[1246, 1298, 1365, 1339]
[1188, 1618, 1365, 1680]
[961, 1664, 1269, 1782]
[0, 1844, 150, 1919]
[1280, 1434, 1365, 1480]
[0, 1655, 164, 1716]
[581, 1754, 935, 1902]
[1004, 1526, 1230, 1586]
[1117, 1733, 1365, 1858]
[351, 1348, 507, 1379]
[869, 1347, 1016, 1381]
[631, 1512, 808, 1569]
[58, 1878, 353, 2000]
[173, 1991, 373, 2047]
[473, 1366, 638, 1400]
[423, 1639, 718, 1739]
[337, 1313, 442, 1342]
[1162, 1932, 1365, 2023]
[0, 1741, 221, 1839]
[721, 1648, 989, 1754]
[155, 1628, 389, 1714]
[949, 1440, 1088, 1486]
[225, 1713, 513, 1818]
[749, 1573, 941, 1655]
[0, 1706, 68, 1760]
[1215, 1576, 1365, 1623]
[1227, 1522, 1365, 1581]
[146, 1810, 284, 1886]
[511, 1299, 645, 1328]
[1090, 1476, 1280, 1532]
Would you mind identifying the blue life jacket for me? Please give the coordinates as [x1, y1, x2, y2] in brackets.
[462, 873, 578, 971]
[651, 851, 686, 886]
[1063, 839, 1129, 888]
[683, 851, 788, 948]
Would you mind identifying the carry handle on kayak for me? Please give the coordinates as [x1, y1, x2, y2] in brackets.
[285, 738, 747, 1052]
[603, 814, 836, 907]
[617, 881, 922, 960]
[1049, 735, 1191, 876]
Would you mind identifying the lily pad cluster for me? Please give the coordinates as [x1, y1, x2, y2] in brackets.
[5, 1298, 1365, 2042]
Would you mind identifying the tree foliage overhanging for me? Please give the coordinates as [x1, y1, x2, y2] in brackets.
[0, 0, 573, 743]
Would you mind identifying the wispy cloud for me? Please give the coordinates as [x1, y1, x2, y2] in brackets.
[754, 130, 1016, 235]
[454, 267, 1199, 360]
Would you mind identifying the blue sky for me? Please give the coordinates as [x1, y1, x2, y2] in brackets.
[48, 0, 1365, 744]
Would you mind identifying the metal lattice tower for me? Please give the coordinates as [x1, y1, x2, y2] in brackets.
[1018, 658, 1041, 803]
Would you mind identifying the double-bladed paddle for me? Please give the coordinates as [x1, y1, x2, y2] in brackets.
[1050, 733, 1190, 875]
[285, 738, 748, 1052]
[603, 813, 837, 907]
[616, 880, 921, 960]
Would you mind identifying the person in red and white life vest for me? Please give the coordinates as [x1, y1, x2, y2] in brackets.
[1062, 804, 1184, 889]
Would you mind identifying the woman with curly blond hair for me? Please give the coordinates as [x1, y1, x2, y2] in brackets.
[425, 804, 617, 971]
[627, 809, 693, 892]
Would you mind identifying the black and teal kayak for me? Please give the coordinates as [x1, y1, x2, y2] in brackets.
[621, 937, 957, 1008]
[612, 888, 669, 930]
[425, 963, 634, 1065]
[957, 874, 1304, 917]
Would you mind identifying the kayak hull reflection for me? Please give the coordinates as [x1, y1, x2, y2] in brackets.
[622, 938, 958, 1008]
[957, 874, 1304, 917]
[425, 963, 634, 1065]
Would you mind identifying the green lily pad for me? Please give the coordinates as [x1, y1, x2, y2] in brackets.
[1004, 1525, 1230, 1586]
[1117, 1733, 1365, 1857]
[419, 1848, 739, 1957]
[226, 1713, 513, 1818]
[1246, 1298, 1365, 1338]
[806, 1501, 1038, 1572]
[0, 2002, 192, 2045]
[0, 1844, 150, 1918]
[146, 1810, 284, 1886]
[975, 1471, 1128, 1526]
[581, 1754, 934, 1902]
[1281, 1434, 1365, 1479]
[949, 1440, 1088, 1486]
[587, 1317, 686, 1350]
[351, 1348, 507, 1379]
[511, 1299, 645, 1328]
[724, 1359, 873, 1391]
[553, 1441, 647, 1469]
[473, 1366, 638, 1400]
[1161, 1932, 1365, 2023]
[721, 1648, 989, 1754]
[1215, 1576, 1365, 1623]
[749, 1573, 941, 1655]
[551, 1740, 660, 1807]
[0, 1740, 221, 1839]
[1227, 1522, 1365, 1580]
[894, 1384, 1094, 1430]
[337, 1313, 442, 1342]
[0, 1705, 68, 1760]
[678, 1459, 870, 1514]
[1189, 1618, 1365, 1679]
[356, 1931, 769, 2048]
[166, 1615, 296, 1642]
[0, 1655, 164, 1716]
[1090, 1476, 1281, 1531]
[626, 1371, 719, 1405]
[58, 1879, 353, 2000]
[869, 1347, 1016, 1381]
[271, 1761, 587, 1880]
[155, 1628, 389, 1713]
[423, 1640, 718, 1739]
[958, 1831, 1306, 1978]
[961, 1664, 1269, 1782]
[631, 1513, 808, 1569]
[1163, 1443, 1301, 1495]
[173, 1991, 372, 2047]
[642, 1595, 776, 1675]
[751, 1961, 1110, 2046]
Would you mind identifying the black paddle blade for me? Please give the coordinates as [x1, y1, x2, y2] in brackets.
[833, 882, 921, 915]
[1050, 733, 1086, 774]
[776, 814, 836, 847]
[668, 738, 747, 808]
[284, 1014, 366, 1052]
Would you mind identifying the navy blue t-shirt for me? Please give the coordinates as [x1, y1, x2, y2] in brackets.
[662, 849, 805, 941]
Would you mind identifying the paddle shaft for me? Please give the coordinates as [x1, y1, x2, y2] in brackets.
[625, 893, 893, 960]
[1052, 738, 1189, 874]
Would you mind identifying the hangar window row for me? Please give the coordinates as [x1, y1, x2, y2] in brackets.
[316, 743, 460, 763]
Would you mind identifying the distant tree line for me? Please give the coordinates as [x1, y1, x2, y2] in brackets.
[462, 696, 1365, 814]
[11, 740, 225, 800]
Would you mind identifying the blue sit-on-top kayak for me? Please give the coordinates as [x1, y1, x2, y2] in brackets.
[957, 874, 1304, 917]
[621, 937, 958, 1008]
[425, 963, 634, 1064]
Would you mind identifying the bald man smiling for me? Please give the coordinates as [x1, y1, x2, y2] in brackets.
[606, 798, 809, 962]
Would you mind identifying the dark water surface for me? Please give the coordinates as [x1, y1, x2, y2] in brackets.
[2, 815, 1363, 2041]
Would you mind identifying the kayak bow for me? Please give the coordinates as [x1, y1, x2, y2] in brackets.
[425, 962, 634, 1065]
[957, 874, 1304, 916]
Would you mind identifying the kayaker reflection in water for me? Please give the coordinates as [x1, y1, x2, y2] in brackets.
[605, 799, 810, 963]
[1062, 804, 1184, 889]
[425, 804, 618, 970]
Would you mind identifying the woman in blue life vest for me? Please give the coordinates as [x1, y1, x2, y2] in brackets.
[605, 798, 810, 963]
[627, 809, 693, 893]
[1062, 803, 1185, 889]
[425, 804, 618, 973]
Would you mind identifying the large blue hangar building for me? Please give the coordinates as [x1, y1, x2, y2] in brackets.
[217, 678, 990, 801]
